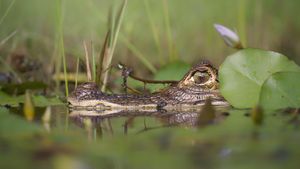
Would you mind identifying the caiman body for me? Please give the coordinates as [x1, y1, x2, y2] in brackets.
[68, 62, 228, 111]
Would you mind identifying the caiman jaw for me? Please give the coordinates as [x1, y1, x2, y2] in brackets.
[68, 98, 158, 111]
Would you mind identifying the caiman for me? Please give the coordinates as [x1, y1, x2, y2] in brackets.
[67, 61, 228, 111]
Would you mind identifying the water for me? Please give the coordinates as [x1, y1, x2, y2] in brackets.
[3, 105, 300, 169]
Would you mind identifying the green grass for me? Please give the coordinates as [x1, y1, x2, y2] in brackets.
[54, 0, 68, 96]
[0, 0, 300, 94]
[100, 0, 127, 92]
[0, 0, 15, 26]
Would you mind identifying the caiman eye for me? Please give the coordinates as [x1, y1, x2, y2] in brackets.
[192, 71, 210, 84]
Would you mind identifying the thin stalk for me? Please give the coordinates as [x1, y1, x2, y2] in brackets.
[55, 0, 68, 97]
[0, 30, 17, 48]
[163, 0, 176, 61]
[108, 6, 115, 48]
[53, 43, 61, 94]
[91, 41, 96, 81]
[83, 41, 92, 81]
[129, 73, 177, 84]
[101, 0, 127, 92]
[120, 34, 157, 73]
[60, 36, 68, 97]
[95, 7, 114, 87]
[0, 0, 15, 26]
[143, 0, 163, 64]
[238, 0, 247, 47]
[75, 55, 80, 88]
[53, 72, 88, 82]
[96, 30, 110, 86]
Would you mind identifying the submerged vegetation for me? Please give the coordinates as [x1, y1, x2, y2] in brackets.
[0, 0, 300, 169]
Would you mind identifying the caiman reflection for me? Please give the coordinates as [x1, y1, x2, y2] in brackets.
[68, 61, 228, 111]
[69, 105, 230, 134]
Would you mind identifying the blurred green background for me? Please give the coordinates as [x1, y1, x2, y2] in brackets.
[1, 0, 300, 74]
[1, 1, 300, 169]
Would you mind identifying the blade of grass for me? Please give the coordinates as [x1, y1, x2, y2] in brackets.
[143, 0, 164, 64]
[0, 30, 17, 48]
[83, 41, 92, 81]
[53, 43, 61, 94]
[120, 34, 157, 73]
[75, 54, 80, 88]
[0, 0, 15, 26]
[95, 7, 114, 87]
[163, 0, 176, 61]
[91, 41, 96, 81]
[101, 0, 127, 92]
[55, 0, 68, 97]
[108, 6, 115, 48]
[96, 30, 110, 86]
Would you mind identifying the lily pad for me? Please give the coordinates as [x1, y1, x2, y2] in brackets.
[219, 48, 300, 108]
[0, 91, 64, 107]
[1, 81, 47, 94]
[149, 61, 190, 92]
[259, 71, 300, 110]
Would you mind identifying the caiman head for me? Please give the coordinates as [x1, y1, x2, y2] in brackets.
[178, 61, 219, 91]
[69, 82, 102, 101]
[160, 61, 226, 105]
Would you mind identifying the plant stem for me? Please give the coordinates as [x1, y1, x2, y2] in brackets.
[238, 0, 247, 47]
[143, 0, 163, 64]
[0, 0, 15, 26]
[120, 34, 157, 73]
[163, 0, 176, 61]
[56, 0, 68, 97]
[101, 0, 127, 92]
[83, 41, 92, 81]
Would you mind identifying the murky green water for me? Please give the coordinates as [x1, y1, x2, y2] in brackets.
[1, 105, 300, 169]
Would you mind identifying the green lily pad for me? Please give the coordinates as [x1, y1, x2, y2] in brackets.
[259, 71, 300, 110]
[0, 91, 64, 107]
[149, 61, 190, 92]
[1, 81, 47, 95]
[219, 48, 300, 108]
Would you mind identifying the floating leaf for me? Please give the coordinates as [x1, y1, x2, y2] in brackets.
[149, 61, 190, 92]
[1, 81, 47, 95]
[0, 91, 63, 107]
[219, 48, 300, 108]
[31, 95, 64, 107]
[0, 91, 23, 106]
[259, 71, 300, 110]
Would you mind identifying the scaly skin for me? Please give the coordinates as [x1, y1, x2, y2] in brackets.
[67, 61, 228, 110]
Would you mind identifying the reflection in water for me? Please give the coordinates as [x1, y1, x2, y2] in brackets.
[69, 105, 230, 137]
